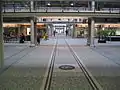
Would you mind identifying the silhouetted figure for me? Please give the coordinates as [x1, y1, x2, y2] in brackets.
[37, 33, 41, 45]
[65, 30, 68, 36]
[19, 33, 25, 43]
[53, 30, 56, 37]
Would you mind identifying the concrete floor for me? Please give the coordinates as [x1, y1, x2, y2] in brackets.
[1, 34, 120, 90]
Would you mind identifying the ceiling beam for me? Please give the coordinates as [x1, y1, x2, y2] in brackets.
[3, 12, 120, 18]
[2, 0, 120, 2]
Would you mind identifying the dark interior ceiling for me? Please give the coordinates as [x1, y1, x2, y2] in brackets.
[3, 17, 120, 23]
[3, 17, 31, 23]
[35, 1, 88, 7]
[3, 1, 120, 8]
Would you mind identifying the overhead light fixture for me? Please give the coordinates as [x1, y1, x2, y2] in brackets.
[47, 3, 51, 6]
[70, 3, 74, 6]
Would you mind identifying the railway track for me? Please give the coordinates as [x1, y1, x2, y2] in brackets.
[44, 40, 58, 90]
[42, 38, 103, 90]
[64, 39, 103, 90]
[40, 37, 58, 90]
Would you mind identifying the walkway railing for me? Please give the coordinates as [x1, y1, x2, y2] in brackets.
[2, 7, 120, 13]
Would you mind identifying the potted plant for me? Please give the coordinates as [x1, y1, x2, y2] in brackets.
[97, 30, 109, 43]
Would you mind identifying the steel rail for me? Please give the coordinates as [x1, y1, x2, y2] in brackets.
[64, 39, 103, 90]
[43, 38, 58, 90]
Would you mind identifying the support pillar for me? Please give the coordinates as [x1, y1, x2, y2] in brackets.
[50, 24, 53, 36]
[0, 1, 4, 68]
[87, 18, 95, 46]
[30, 18, 37, 46]
[63, 28, 65, 34]
[87, 18, 91, 46]
[46, 24, 49, 38]
[30, 1, 34, 12]
[92, 0, 95, 11]
[48, 24, 51, 36]
[90, 18, 95, 46]
[72, 24, 75, 38]
[69, 26, 71, 36]
[69, 25, 72, 36]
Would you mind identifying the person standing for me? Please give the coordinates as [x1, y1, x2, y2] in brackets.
[37, 33, 41, 45]
[53, 30, 56, 37]
[19, 33, 25, 43]
[65, 30, 68, 36]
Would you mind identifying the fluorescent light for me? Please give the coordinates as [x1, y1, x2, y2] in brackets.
[47, 3, 51, 6]
[70, 3, 74, 6]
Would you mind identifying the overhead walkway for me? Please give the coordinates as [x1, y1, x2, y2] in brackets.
[3, 11, 120, 18]
[2, 1, 120, 19]
[0, 34, 120, 90]
[2, 7, 120, 18]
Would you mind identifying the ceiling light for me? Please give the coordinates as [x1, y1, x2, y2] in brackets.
[70, 3, 74, 6]
[47, 3, 51, 6]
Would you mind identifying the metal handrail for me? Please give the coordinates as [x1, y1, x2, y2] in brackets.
[2, 7, 120, 13]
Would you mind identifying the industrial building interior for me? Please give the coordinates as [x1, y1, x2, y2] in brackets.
[0, 0, 120, 90]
